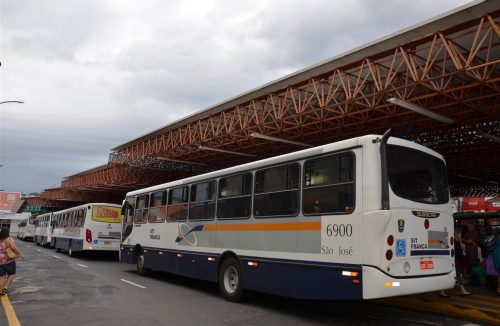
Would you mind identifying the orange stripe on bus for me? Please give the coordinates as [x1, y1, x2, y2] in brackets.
[203, 221, 321, 232]
[428, 239, 442, 244]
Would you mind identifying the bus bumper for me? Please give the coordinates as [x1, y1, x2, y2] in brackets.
[362, 265, 455, 299]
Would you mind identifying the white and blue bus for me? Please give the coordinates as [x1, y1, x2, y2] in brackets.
[52, 203, 122, 256]
[34, 212, 54, 247]
[120, 133, 455, 301]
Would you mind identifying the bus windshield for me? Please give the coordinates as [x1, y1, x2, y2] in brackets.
[387, 145, 449, 204]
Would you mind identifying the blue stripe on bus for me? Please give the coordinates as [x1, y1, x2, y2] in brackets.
[410, 250, 450, 256]
[120, 245, 363, 300]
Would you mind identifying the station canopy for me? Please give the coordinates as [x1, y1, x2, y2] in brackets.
[42, 0, 499, 203]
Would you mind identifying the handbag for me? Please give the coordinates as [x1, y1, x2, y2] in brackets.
[5, 248, 19, 260]
[486, 255, 499, 276]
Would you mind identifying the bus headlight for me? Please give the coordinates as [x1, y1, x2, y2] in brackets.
[404, 262, 411, 273]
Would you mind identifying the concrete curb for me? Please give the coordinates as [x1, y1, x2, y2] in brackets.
[375, 295, 500, 325]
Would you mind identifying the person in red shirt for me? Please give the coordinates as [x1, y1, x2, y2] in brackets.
[0, 227, 24, 296]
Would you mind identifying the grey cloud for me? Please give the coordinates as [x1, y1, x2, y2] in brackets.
[0, 0, 472, 193]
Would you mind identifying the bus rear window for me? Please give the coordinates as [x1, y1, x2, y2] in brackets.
[387, 145, 449, 204]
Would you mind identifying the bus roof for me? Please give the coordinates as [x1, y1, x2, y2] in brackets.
[126, 134, 443, 197]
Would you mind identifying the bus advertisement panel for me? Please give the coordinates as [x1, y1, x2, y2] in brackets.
[92, 206, 122, 223]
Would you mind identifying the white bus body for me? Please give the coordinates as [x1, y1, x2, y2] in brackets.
[52, 203, 122, 256]
[34, 212, 54, 247]
[7, 221, 21, 238]
[120, 134, 455, 301]
[17, 217, 36, 241]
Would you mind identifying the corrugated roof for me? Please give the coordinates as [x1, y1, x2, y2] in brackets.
[11, 199, 26, 213]
[112, 0, 496, 152]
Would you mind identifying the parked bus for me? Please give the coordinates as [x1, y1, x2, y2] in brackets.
[34, 212, 53, 247]
[17, 217, 36, 241]
[120, 133, 455, 301]
[52, 203, 122, 257]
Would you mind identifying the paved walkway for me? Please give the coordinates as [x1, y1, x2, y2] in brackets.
[377, 285, 500, 325]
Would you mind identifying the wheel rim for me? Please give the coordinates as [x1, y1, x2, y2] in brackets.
[223, 266, 239, 294]
[138, 255, 145, 271]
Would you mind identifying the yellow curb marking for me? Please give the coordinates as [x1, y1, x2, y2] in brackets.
[454, 294, 500, 306]
[377, 297, 500, 325]
[1, 295, 21, 326]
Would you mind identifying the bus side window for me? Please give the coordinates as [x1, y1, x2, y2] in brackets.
[134, 195, 148, 224]
[303, 153, 355, 215]
[167, 187, 188, 222]
[254, 163, 299, 218]
[217, 173, 252, 219]
[189, 181, 216, 221]
[149, 191, 167, 223]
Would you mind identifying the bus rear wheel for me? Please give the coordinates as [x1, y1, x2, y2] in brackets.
[136, 251, 150, 276]
[218, 257, 245, 302]
[68, 241, 75, 257]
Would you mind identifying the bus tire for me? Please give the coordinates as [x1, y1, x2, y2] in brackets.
[68, 241, 75, 257]
[136, 251, 150, 276]
[218, 257, 245, 302]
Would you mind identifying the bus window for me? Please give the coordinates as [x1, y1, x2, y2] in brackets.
[134, 195, 149, 224]
[217, 173, 252, 219]
[125, 198, 136, 224]
[149, 191, 167, 223]
[254, 163, 299, 217]
[303, 153, 355, 215]
[167, 187, 188, 221]
[189, 181, 216, 221]
[75, 209, 83, 227]
[69, 211, 75, 227]
[123, 197, 136, 240]
[387, 145, 448, 204]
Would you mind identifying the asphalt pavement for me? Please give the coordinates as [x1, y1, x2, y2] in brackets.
[1, 240, 494, 326]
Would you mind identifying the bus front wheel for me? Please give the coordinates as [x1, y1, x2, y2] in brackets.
[218, 257, 245, 302]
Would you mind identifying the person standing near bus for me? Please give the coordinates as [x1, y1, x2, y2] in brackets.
[464, 223, 481, 286]
[491, 229, 500, 296]
[438, 231, 472, 298]
[0, 227, 24, 296]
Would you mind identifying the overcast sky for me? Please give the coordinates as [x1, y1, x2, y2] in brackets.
[0, 0, 473, 194]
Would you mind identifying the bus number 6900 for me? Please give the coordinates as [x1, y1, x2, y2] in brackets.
[326, 224, 352, 237]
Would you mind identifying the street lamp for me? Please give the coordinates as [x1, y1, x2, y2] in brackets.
[250, 132, 313, 148]
[0, 101, 24, 104]
[386, 98, 454, 124]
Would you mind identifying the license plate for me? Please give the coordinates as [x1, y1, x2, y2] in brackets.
[420, 260, 434, 270]
[104, 241, 112, 245]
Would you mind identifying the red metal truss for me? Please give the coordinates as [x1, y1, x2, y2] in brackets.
[40, 187, 124, 204]
[61, 165, 191, 189]
[51, 4, 499, 201]
[111, 12, 499, 167]
[19, 196, 82, 211]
